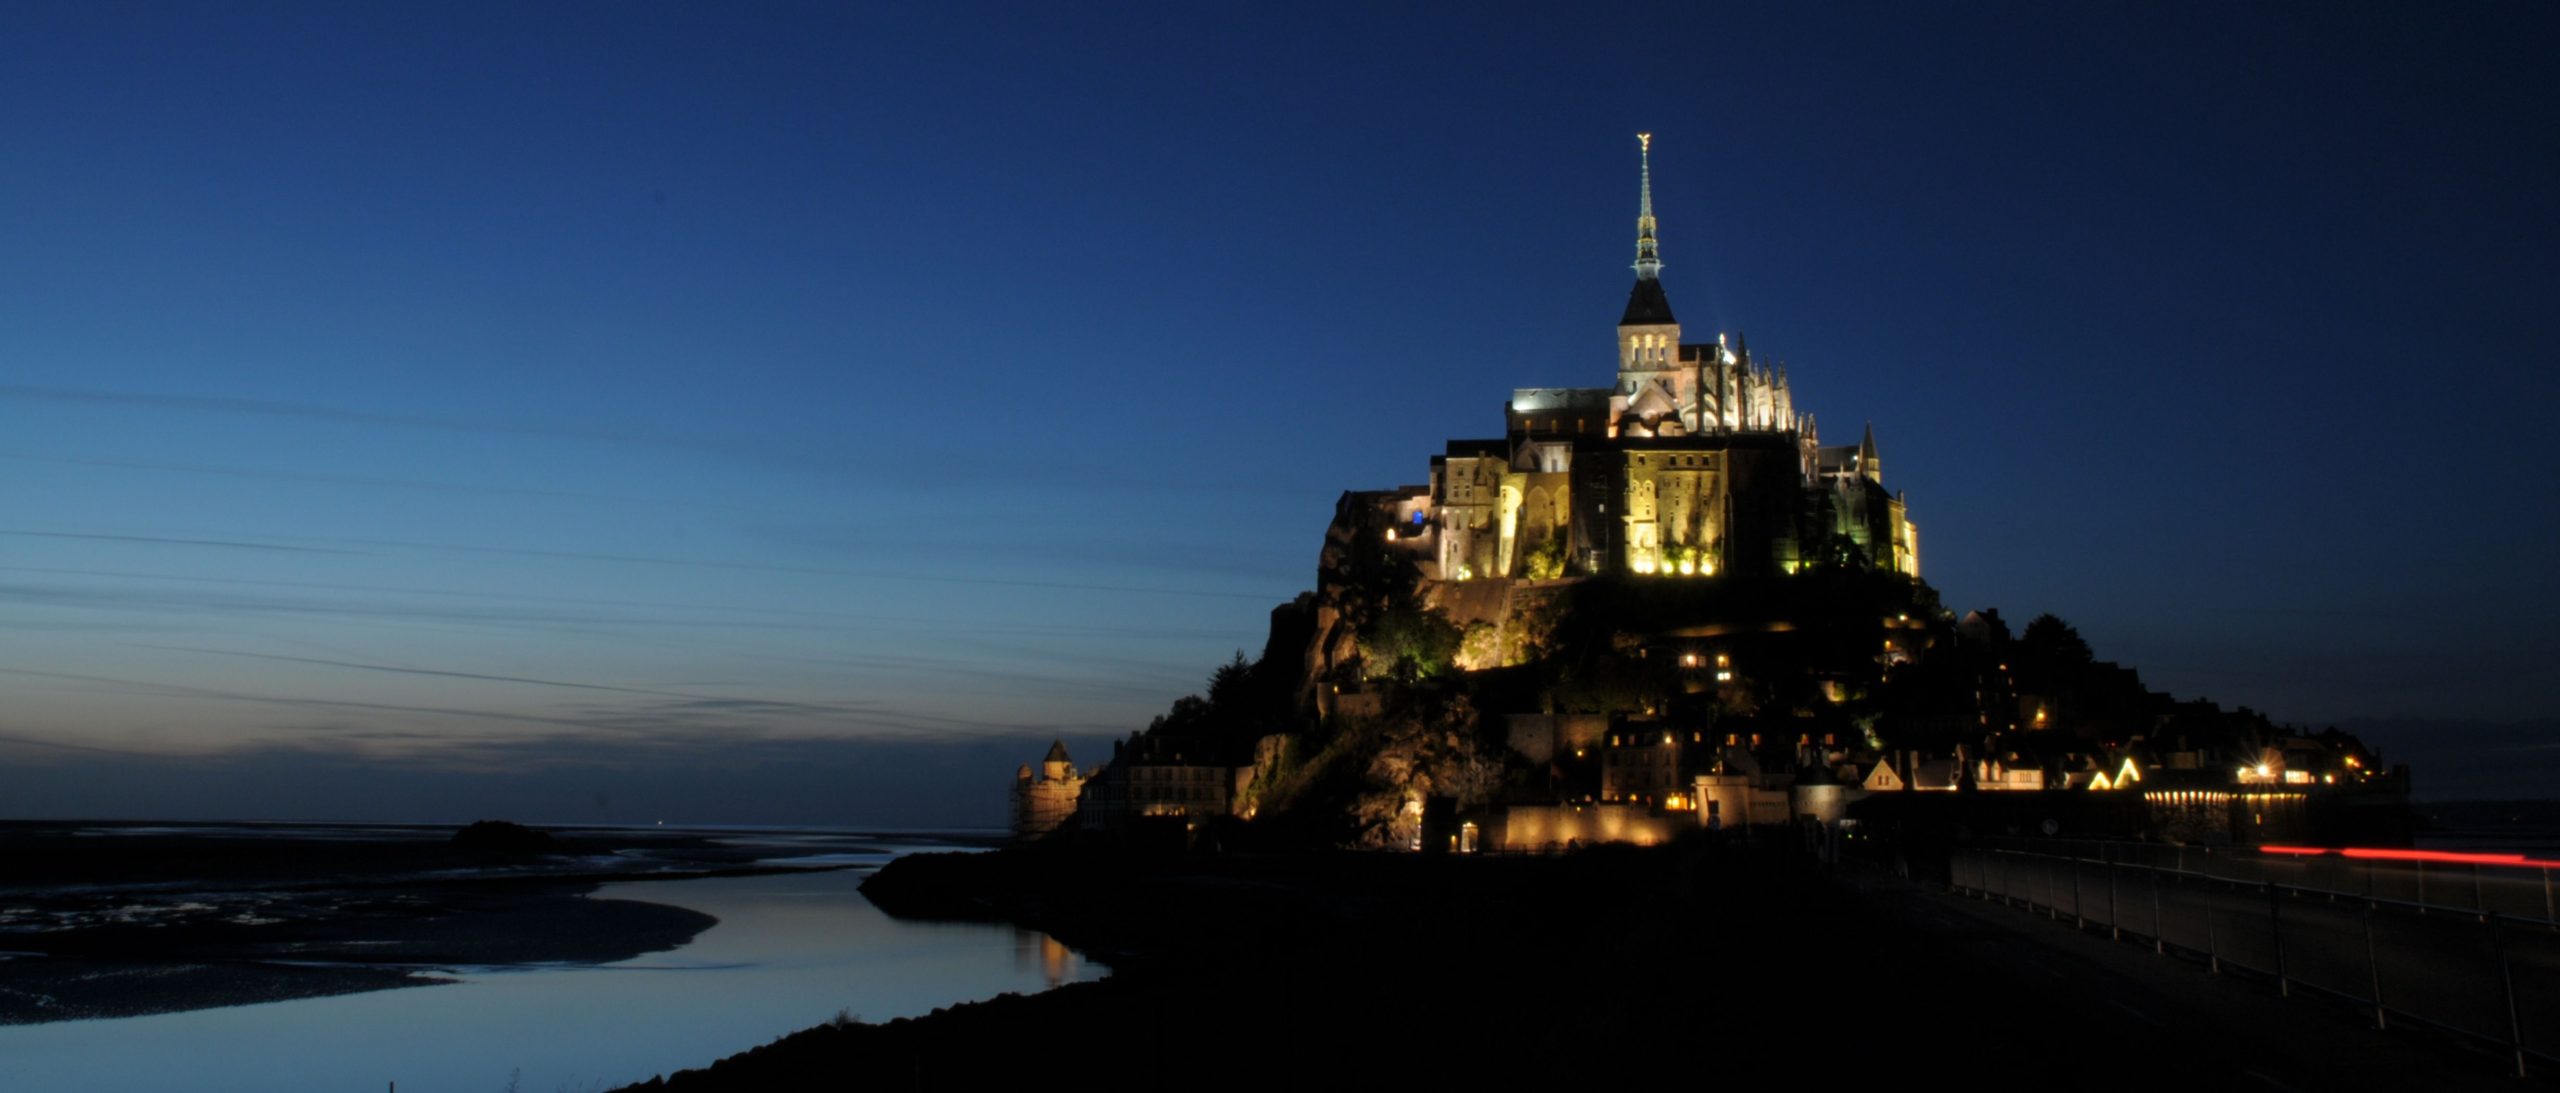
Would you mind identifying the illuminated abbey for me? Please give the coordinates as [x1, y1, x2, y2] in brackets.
[1011, 137, 2405, 852]
[1375, 135, 1918, 583]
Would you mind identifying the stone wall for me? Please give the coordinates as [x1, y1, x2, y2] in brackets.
[1503, 712, 1608, 765]
[1011, 777, 1083, 841]
[1496, 804, 1690, 851]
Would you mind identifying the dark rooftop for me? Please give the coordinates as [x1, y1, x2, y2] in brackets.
[1620, 277, 1676, 326]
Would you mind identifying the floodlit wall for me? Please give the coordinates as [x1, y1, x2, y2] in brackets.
[1504, 713, 1609, 765]
[1497, 804, 1688, 850]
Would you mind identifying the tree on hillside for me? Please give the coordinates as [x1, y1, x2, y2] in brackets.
[1360, 603, 1462, 682]
[1207, 650, 1254, 713]
[2020, 614, 2093, 666]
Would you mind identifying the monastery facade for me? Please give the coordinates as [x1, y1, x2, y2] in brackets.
[1372, 135, 1918, 584]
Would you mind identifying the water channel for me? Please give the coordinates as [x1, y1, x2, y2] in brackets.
[0, 853, 1098, 1092]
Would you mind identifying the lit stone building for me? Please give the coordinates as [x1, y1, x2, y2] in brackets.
[1009, 740, 1086, 842]
[1372, 135, 1918, 583]
[1073, 731, 1260, 835]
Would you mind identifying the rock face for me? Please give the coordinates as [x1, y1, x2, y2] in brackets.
[1296, 489, 1583, 711]
[1297, 491, 1378, 708]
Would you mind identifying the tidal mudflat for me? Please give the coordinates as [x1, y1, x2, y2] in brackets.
[0, 823, 1096, 1092]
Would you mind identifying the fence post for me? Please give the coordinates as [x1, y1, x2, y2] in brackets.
[2206, 880, 2221, 974]
[2108, 845, 2121, 941]
[2072, 850, 2085, 928]
[2152, 865, 2165, 955]
[2493, 914, 2526, 1078]
[2474, 862, 2488, 921]
[2266, 880, 2289, 998]
[2363, 901, 2386, 1031]
[2048, 854, 2060, 922]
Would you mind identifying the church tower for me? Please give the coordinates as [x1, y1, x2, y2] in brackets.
[1617, 134, 1686, 431]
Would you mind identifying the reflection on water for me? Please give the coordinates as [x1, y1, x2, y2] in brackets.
[1019, 930, 1081, 989]
[0, 868, 1098, 1093]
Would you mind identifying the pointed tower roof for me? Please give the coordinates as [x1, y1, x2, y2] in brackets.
[1621, 280, 1676, 326]
[1043, 740, 1072, 764]
[1620, 133, 1676, 326]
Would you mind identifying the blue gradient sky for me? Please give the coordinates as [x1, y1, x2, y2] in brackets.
[5, 3, 2555, 822]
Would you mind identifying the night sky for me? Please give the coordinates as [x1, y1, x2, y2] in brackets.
[5, 3, 2555, 823]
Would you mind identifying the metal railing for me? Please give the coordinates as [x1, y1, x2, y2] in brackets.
[1951, 840, 2558, 1078]
[1968, 835, 2560, 924]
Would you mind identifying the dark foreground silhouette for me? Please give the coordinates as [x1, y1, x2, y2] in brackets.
[620, 837, 2523, 1091]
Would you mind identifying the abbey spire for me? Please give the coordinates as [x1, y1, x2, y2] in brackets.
[1619, 133, 1677, 327]
[1633, 132, 1662, 281]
